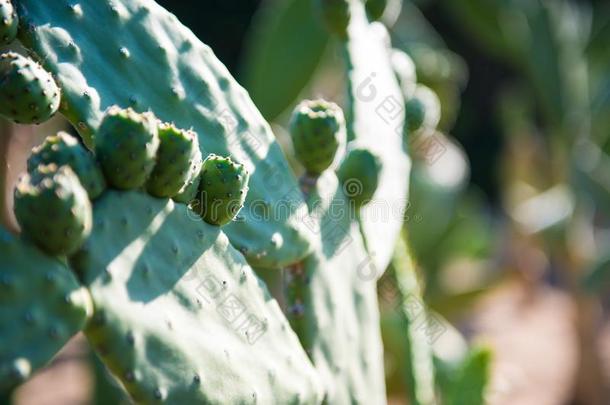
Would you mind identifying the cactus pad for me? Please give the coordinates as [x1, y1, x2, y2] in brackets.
[0, 225, 92, 391]
[0, 52, 60, 124]
[95, 106, 160, 190]
[343, 0, 410, 272]
[28, 131, 106, 199]
[146, 123, 202, 198]
[0, 0, 18, 45]
[16, 0, 315, 268]
[297, 171, 387, 403]
[73, 191, 323, 403]
[193, 154, 249, 227]
[289, 99, 346, 176]
[14, 164, 92, 256]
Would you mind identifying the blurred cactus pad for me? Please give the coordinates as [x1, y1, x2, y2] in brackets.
[0, 0, 495, 404]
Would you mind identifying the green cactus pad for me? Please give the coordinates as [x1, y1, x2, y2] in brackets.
[296, 170, 387, 403]
[95, 106, 160, 190]
[0, 0, 18, 45]
[343, 0, 411, 273]
[289, 99, 346, 176]
[28, 131, 106, 199]
[391, 234, 437, 405]
[146, 123, 202, 198]
[16, 0, 315, 268]
[14, 164, 92, 256]
[0, 225, 92, 391]
[337, 146, 382, 210]
[0, 52, 60, 124]
[316, 0, 351, 38]
[193, 154, 249, 227]
[72, 191, 323, 403]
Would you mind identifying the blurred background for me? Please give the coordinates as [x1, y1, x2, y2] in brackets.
[7, 0, 610, 404]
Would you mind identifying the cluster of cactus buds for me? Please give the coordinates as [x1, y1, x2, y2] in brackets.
[12, 103, 250, 256]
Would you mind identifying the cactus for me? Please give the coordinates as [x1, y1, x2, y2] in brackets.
[0, 0, 492, 403]
[28, 131, 106, 199]
[0, 52, 60, 124]
[337, 146, 382, 209]
[146, 123, 202, 198]
[289, 99, 346, 177]
[343, 0, 411, 273]
[0, 0, 18, 45]
[14, 164, 92, 256]
[95, 107, 160, 190]
[193, 154, 250, 227]
[72, 190, 323, 403]
[0, 225, 92, 391]
[16, 0, 314, 269]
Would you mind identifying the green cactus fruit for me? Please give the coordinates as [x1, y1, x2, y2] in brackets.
[28, 131, 106, 200]
[365, 0, 388, 21]
[14, 164, 92, 256]
[0, 52, 60, 124]
[316, 0, 350, 38]
[193, 154, 250, 226]
[337, 146, 382, 209]
[146, 123, 202, 198]
[405, 85, 441, 133]
[95, 106, 160, 190]
[289, 99, 346, 177]
[0, 0, 18, 45]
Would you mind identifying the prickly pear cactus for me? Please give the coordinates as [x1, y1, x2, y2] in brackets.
[28, 131, 106, 199]
[72, 191, 323, 404]
[290, 99, 346, 177]
[193, 154, 249, 227]
[14, 164, 92, 256]
[146, 123, 202, 198]
[0, 0, 18, 45]
[292, 171, 388, 404]
[95, 107, 159, 190]
[0, 52, 60, 124]
[0, 225, 92, 391]
[16, 0, 315, 268]
[342, 0, 411, 273]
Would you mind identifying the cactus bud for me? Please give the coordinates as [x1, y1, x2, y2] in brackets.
[193, 154, 250, 226]
[0, 52, 61, 124]
[337, 146, 381, 209]
[289, 99, 346, 177]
